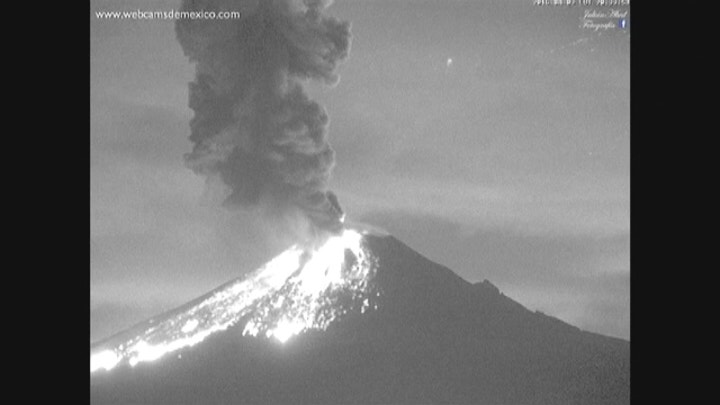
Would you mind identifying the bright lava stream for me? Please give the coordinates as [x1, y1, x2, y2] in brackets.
[91, 228, 379, 373]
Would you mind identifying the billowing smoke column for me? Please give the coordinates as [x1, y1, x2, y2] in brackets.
[176, 0, 350, 237]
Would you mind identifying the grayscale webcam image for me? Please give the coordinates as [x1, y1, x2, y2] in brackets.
[91, 0, 629, 404]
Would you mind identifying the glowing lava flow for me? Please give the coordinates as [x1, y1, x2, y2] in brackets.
[90, 228, 379, 373]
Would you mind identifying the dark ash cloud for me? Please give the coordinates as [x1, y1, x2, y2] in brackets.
[175, 0, 351, 239]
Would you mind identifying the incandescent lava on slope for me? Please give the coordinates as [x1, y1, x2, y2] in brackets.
[91, 228, 380, 373]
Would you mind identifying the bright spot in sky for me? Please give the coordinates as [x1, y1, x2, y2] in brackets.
[446, 58, 453, 67]
[90, 228, 379, 373]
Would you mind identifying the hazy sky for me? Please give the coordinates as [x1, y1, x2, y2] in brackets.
[91, 0, 629, 341]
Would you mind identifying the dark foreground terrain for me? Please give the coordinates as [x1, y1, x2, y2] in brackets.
[91, 234, 629, 405]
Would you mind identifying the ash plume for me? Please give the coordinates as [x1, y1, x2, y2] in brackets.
[175, 0, 350, 236]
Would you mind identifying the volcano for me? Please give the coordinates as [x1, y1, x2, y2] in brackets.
[90, 231, 629, 405]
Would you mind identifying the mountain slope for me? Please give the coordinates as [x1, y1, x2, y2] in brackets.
[91, 234, 629, 405]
